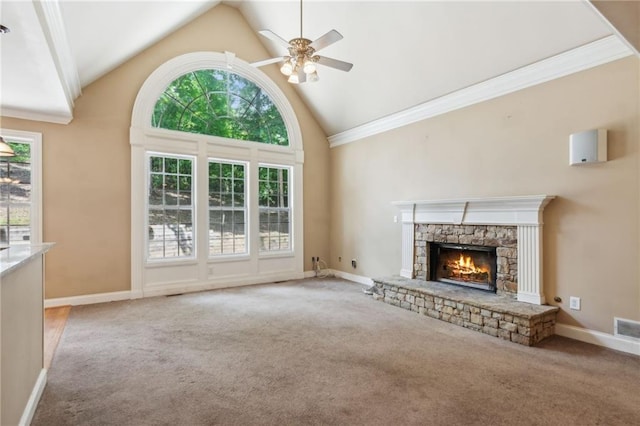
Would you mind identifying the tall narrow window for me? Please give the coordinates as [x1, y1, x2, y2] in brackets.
[0, 142, 32, 245]
[147, 154, 195, 260]
[209, 160, 247, 256]
[259, 165, 290, 252]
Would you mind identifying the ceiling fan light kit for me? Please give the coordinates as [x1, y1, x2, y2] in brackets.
[252, 0, 352, 84]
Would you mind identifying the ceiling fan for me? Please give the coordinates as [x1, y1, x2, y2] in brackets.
[251, 0, 353, 84]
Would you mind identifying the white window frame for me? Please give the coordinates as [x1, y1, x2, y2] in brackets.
[208, 157, 249, 259]
[130, 52, 304, 298]
[0, 128, 42, 245]
[145, 151, 197, 263]
[258, 163, 293, 254]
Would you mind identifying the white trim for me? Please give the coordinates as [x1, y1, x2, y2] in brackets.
[332, 269, 374, 287]
[18, 369, 47, 426]
[44, 290, 133, 308]
[0, 129, 43, 245]
[140, 271, 305, 298]
[0, 107, 73, 125]
[328, 35, 632, 147]
[32, 0, 81, 115]
[556, 323, 640, 356]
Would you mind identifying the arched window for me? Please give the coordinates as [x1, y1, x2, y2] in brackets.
[130, 52, 304, 298]
[152, 69, 288, 145]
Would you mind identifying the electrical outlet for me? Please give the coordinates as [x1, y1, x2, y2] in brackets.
[569, 296, 581, 311]
[351, 259, 357, 268]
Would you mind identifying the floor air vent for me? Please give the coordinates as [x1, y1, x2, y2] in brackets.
[614, 317, 640, 340]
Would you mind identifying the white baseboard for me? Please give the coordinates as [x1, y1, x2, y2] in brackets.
[44, 290, 132, 308]
[556, 323, 640, 356]
[332, 270, 374, 286]
[19, 368, 47, 426]
[140, 272, 306, 298]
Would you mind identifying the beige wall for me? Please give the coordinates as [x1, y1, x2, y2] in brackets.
[1, 5, 330, 298]
[330, 57, 640, 334]
[591, 1, 640, 53]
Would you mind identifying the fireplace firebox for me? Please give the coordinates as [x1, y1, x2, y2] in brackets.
[429, 243, 497, 292]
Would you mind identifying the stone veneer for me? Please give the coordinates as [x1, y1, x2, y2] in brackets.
[414, 224, 518, 297]
[372, 276, 559, 346]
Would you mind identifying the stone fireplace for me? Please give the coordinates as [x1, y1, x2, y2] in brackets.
[371, 195, 559, 346]
[394, 195, 555, 305]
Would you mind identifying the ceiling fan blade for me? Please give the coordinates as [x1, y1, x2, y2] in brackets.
[251, 57, 285, 68]
[309, 29, 343, 51]
[258, 30, 291, 49]
[317, 56, 353, 72]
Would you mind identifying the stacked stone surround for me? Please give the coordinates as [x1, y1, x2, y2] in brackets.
[414, 224, 518, 297]
[372, 276, 559, 346]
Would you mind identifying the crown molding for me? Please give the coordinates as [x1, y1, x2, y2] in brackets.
[1, 107, 73, 124]
[328, 35, 633, 148]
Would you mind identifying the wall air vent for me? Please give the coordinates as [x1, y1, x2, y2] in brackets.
[614, 317, 640, 341]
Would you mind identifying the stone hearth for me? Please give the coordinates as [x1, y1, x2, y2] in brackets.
[380, 195, 558, 345]
[372, 276, 559, 346]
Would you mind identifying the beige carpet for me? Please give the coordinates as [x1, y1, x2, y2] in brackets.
[33, 278, 640, 425]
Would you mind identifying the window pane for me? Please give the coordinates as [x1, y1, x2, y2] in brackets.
[208, 160, 246, 257]
[150, 157, 163, 172]
[0, 142, 34, 246]
[147, 154, 195, 260]
[258, 165, 291, 253]
[165, 158, 178, 173]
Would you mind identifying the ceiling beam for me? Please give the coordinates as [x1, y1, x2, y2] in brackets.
[33, 0, 82, 118]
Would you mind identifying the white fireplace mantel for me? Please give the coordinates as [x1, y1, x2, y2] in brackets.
[393, 195, 555, 305]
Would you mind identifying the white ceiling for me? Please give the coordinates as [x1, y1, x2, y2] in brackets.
[0, 0, 631, 138]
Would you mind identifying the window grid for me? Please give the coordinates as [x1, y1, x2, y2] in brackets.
[258, 165, 290, 252]
[0, 142, 32, 245]
[147, 155, 194, 260]
[209, 160, 247, 256]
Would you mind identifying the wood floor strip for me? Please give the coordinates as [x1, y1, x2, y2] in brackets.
[44, 305, 71, 369]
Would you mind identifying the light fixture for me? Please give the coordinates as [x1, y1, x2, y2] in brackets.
[0, 25, 9, 34]
[307, 71, 319, 83]
[288, 72, 300, 84]
[252, 0, 352, 84]
[280, 60, 294, 76]
[303, 58, 316, 74]
[0, 137, 16, 157]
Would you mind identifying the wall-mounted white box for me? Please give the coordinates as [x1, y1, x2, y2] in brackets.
[569, 129, 607, 165]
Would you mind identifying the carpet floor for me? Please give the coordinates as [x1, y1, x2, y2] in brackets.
[33, 278, 640, 425]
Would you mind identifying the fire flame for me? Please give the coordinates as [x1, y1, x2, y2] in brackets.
[457, 254, 485, 275]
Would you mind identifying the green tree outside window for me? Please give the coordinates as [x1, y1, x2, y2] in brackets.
[152, 69, 289, 146]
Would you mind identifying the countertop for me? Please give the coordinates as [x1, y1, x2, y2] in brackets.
[0, 243, 55, 278]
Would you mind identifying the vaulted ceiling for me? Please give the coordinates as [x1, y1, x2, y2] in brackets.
[0, 1, 636, 142]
